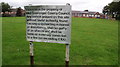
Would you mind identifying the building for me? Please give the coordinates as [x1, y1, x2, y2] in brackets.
[10, 8, 25, 17]
[1, 9, 109, 19]
[10, 9, 17, 17]
[0, 8, 25, 17]
[72, 10, 106, 19]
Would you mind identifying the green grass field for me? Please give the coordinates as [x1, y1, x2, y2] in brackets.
[0, 17, 2, 66]
[2, 17, 118, 65]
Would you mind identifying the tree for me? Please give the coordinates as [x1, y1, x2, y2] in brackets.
[1, 2, 11, 17]
[1, 2, 11, 12]
[103, 1, 120, 20]
[102, 5, 109, 15]
[16, 7, 22, 16]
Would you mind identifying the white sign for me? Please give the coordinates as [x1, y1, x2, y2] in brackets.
[25, 5, 71, 44]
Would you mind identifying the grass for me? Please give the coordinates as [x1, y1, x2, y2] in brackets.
[2, 17, 118, 65]
[0, 17, 2, 66]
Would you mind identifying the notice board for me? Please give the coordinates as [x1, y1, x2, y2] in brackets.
[25, 5, 71, 44]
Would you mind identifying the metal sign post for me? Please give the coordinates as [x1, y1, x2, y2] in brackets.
[65, 3, 70, 67]
[65, 44, 69, 67]
[29, 41, 34, 65]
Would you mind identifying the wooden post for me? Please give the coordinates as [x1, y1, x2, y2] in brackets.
[65, 44, 69, 67]
[29, 41, 34, 65]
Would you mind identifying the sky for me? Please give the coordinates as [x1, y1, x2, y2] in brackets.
[0, 0, 116, 13]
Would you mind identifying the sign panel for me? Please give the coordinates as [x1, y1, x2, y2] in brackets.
[25, 5, 71, 44]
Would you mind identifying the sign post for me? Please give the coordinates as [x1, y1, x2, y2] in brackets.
[29, 41, 34, 65]
[65, 4, 70, 67]
[25, 4, 71, 66]
[65, 44, 69, 67]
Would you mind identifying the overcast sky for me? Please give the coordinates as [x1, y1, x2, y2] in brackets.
[0, 0, 116, 13]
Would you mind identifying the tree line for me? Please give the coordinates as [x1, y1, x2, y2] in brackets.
[103, 1, 120, 20]
[1, 2, 23, 17]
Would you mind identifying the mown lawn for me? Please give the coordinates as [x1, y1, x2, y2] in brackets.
[2, 17, 118, 65]
[0, 17, 2, 66]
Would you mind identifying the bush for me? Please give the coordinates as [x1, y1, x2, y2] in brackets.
[116, 14, 120, 20]
[2, 14, 11, 17]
